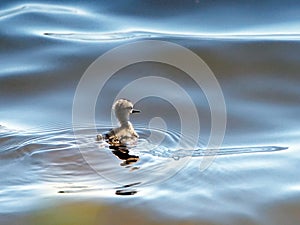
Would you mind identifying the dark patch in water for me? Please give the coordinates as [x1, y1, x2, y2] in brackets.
[115, 190, 138, 196]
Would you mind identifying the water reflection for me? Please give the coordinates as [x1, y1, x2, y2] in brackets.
[109, 144, 139, 166]
[109, 140, 140, 196]
[115, 182, 140, 196]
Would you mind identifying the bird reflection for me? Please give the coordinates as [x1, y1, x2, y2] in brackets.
[97, 130, 140, 167]
[108, 143, 139, 166]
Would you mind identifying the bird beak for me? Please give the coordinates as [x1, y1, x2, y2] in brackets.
[131, 109, 141, 113]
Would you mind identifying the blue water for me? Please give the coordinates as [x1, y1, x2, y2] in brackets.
[1, 1, 300, 225]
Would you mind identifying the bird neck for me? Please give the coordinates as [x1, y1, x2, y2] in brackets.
[115, 111, 129, 124]
[119, 120, 131, 127]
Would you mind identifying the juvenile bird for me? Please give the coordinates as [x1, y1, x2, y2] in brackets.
[97, 99, 140, 145]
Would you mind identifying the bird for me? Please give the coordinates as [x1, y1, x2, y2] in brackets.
[97, 99, 140, 145]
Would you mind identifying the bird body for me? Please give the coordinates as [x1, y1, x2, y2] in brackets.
[97, 99, 140, 144]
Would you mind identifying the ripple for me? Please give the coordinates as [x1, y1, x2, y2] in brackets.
[0, 125, 294, 218]
[0, 3, 86, 20]
[43, 30, 300, 42]
[44, 31, 156, 42]
[0, 126, 288, 161]
[0, 125, 289, 188]
[142, 145, 288, 159]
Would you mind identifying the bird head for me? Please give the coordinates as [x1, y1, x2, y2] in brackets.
[113, 99, 140, 124]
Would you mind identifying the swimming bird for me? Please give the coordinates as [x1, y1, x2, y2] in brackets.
[97, 99, 140, 144]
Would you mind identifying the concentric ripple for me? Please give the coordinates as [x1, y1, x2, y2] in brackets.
[0, 126, 288, 189]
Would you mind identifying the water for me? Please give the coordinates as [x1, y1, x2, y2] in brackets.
[1, 1, 300, 225]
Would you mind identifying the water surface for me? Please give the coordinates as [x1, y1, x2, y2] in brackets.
[1, 1, 300, 225]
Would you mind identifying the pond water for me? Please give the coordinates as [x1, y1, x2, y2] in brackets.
[1, 1, 300, 225]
